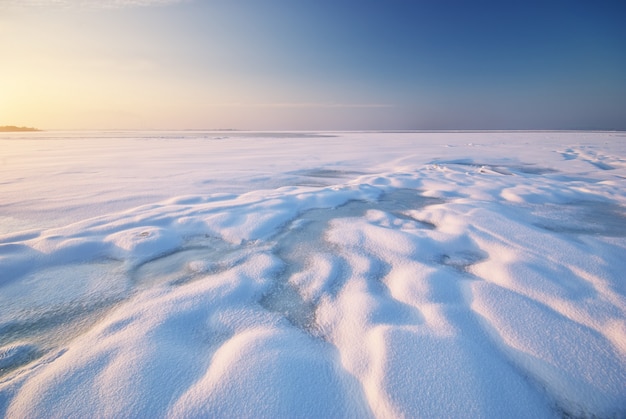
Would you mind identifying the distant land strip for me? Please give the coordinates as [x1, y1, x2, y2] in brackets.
[0, 126, 41, 132]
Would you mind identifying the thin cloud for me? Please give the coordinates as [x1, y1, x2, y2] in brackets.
[0, 0, 188, 9]
[206, 103, 395, 109]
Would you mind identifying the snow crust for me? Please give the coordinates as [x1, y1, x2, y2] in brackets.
[1, 131, 625, 417]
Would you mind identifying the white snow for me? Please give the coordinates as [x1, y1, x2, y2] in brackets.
[1, 130, 625, 417]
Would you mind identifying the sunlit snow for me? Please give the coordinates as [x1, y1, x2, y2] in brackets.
[1, 131, 625, 417]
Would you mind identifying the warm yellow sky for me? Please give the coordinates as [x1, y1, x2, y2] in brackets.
[1, 4, 251, 129]
[1, 2, 404, 130]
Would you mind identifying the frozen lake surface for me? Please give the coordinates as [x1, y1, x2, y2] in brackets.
[1, 131, 625, 417]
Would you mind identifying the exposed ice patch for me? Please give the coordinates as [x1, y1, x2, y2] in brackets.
[0, 343, 41, 375]
[438, 249, 488, 272]
[260, 189, 440, 336]
[132, 238, 248, 289]
[290, 168, 368, 179]
[431, 158, 558, 176]
[531, 201, 626, 237]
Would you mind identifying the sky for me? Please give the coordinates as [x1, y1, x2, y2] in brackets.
[1, 0, 626, 130]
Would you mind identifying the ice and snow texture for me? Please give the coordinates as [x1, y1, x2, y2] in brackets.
[1, 131, 625, 417]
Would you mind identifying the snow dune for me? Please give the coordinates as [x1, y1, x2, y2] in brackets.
[1, 131, 625, 417]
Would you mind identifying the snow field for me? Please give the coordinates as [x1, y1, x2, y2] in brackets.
[1, 131, 625, 417]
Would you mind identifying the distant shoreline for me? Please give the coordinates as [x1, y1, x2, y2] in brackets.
[0, 125, 41, 132]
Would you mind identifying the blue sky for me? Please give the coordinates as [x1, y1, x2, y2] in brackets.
[2, 0, 625, 130]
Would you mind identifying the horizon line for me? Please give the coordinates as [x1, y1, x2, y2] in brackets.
[5, 128, 626, 133]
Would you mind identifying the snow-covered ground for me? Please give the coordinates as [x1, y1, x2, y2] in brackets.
[1, 131, 625, 418]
